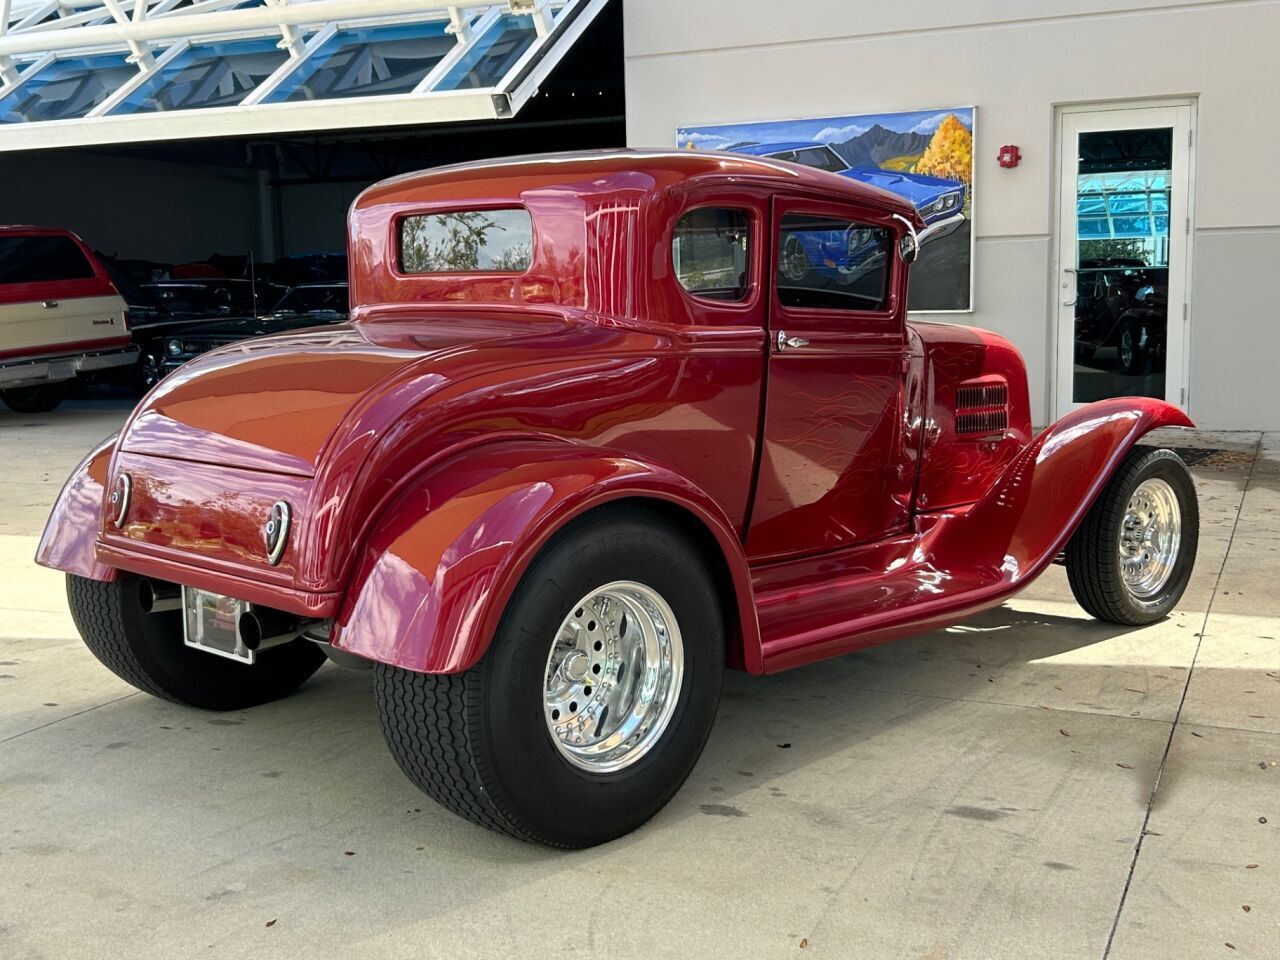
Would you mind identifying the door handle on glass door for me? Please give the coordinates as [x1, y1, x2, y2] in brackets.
[775, 330, 809, 352]
[1062, 267, 1077, 307]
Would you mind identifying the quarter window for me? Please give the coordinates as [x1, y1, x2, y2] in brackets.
[400, 208, 533, 274]
[672, 207, 751, 302]
[776, 213, 890, 311]
[0, 235, 94, 285]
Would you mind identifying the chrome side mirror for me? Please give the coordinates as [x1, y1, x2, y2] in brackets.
[893, 213, 919, 264]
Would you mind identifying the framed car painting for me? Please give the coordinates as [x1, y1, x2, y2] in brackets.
[677, 107, 976, 312]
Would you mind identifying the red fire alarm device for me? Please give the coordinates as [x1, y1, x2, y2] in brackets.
[997, 145, 1021, 168]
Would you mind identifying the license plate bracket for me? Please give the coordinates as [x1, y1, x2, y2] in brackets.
[182, 587, 255, 664]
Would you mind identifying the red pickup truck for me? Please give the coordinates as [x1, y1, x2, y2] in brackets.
[0, 226, 137, 412]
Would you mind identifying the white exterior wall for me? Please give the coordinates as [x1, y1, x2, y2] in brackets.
[624, 0, 1280, 428]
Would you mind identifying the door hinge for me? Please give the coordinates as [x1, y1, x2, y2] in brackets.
[1180, 387, 1186, 405]
[1185, 216, 1190, 236]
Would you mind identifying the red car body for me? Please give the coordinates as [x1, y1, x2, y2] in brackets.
[37, 150, 1193, 678]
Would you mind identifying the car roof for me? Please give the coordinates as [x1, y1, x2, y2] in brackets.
[729, 141, 832, 156]
[0, 225, 78, 237]
[355, 148, 917, 220]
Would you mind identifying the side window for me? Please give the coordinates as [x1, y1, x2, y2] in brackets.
[791, 146, 845, 173]
[400, 208, 532, 274]
[776, 213, 890, 311]
[0, 235, 95, 285]
[671, 207, 751, 302]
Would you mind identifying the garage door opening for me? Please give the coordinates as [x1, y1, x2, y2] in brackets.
[0, 0, 622, 266]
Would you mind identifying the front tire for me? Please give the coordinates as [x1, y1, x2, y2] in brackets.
[1065, 447, 1198, 625]
[67, 574, 325, 710]
[373, 506, 724, 848]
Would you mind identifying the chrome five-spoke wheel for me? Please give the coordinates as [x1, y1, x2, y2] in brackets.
[543, 581, 684, 773]
[1119, 477, 1181, 599]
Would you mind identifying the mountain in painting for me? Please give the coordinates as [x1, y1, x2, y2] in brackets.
[830, 124, 932, 167]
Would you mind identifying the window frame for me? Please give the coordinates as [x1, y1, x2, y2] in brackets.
[769, 194, 905, 329]
[670, 204, 756, 306]
[393, 203, 536, 278]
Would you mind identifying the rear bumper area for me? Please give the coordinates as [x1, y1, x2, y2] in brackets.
[0, 345, 138, 389]
[94, 541, 341, 619]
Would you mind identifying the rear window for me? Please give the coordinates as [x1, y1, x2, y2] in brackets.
[0, 235, 95, 285]
[399, 208, 533, 274]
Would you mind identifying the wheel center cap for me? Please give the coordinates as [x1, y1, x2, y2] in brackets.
[561, 650, 589, 683]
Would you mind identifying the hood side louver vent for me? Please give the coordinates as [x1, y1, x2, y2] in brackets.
[955, 379, 1009, 437]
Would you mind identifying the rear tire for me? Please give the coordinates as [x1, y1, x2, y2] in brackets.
[2, 382, 66, 413]
[1065, 447, 1198, 625]
[373, 506, 724, 848]
[67, 574, 325, 710]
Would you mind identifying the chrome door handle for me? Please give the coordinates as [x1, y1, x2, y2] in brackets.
[42, 300, 58, 309]
[775, 330, 809, 351]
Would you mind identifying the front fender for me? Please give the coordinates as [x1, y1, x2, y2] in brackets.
[758, 397, 1195, 672]
[332, 442, 759, 675]
[934, 396, 1194, 583]
[35, 434, 118, 581]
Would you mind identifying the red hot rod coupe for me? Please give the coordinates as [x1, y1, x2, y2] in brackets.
[37, 150, 1198, 848]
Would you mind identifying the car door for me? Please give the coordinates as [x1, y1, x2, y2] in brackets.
[0, 232, 126, 360]
[745, 195, 910, 561]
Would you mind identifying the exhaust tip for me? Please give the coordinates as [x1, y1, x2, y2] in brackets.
[137, 578, 181, 614]
[238, 611, 263, 651]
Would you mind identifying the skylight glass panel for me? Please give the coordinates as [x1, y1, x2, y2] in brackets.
[435, 13, 537, 90]
[108, 36, 290, 114]
[260, 22, 454, 103]
[0, 53, 137, 123]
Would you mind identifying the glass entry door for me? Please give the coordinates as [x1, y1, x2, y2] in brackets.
[1056, 104, 1193, 414]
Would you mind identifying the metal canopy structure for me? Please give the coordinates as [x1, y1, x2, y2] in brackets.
[0, 0, 607, 151]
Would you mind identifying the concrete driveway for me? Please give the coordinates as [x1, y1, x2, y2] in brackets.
[1, 398, 1276, 959]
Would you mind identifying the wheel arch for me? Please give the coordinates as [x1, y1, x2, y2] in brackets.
[331, 442, 762, 676]
[35, 433, 119, 581]
[557, 495, 756, 673]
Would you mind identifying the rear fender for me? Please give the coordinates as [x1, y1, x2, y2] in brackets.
[332, 442, 760, 675]
[35, 434, 118, 581]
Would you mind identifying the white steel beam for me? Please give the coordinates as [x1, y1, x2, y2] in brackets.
[0, 0, 502, 55]
[262, 0, 304, 58]
[498, 0, 602, 116]
[0, 86, 503, 150]
[100, 0, 153, 67]
[413, 4, 501, 93]
[0, 0, 17, 86]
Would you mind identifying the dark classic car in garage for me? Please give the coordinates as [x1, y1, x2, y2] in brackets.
[37, 150, 1198, 848]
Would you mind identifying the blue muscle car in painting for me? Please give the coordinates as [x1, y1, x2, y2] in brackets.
[732, 141, 966, 241]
